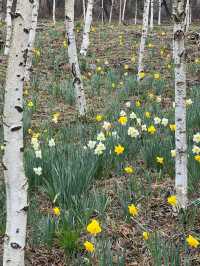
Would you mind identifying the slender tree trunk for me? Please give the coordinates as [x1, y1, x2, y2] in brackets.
[25, 0, 39, 82]
[122, 0, 127, 21]
[4, 0, 13, 55]
[82, 0, 86, 20]
[3, 0, 34, 265]
[109, 0, 114, 23]
[137, 0, 150, 80]
[158, 0, 161, 25]
[53, 0, 56, 24]
[65, 0, 87, 116]
[150, 0, 154, 31]
[80, 0, 94, 56]
[172, 0, 187, 209]
[101, 0, 104, 24]
[119, 0, 122, 24]
[184, 0, 190, 32]
[0, 0, 3, 21]
[134, 0, 138, 24]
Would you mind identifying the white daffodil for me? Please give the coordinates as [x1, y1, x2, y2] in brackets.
[33, 167, 42, 176]
[128, 127, 139, 138]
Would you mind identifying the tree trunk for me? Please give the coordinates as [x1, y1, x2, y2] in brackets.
[80, 0, 94, 56]
[25, 0, 39, 82]
[109, 0, 114, 24]
[119, 0, 122, 24]
[53, 0, 56, 24]
[137, 0, 150, 79]
[3, 0, 34, 265]
[150, 0, 154, 31]
[158, 0, 161, 25]
[0, 0, 3, 21]
[134, 0, 138, 24]
[172, 0, 188, 209]
[184, 0, 190, 32]
[82, 0, 86, 20]
[101, 0, 104, 24]
[4, 0, 13, 55]
[65, 0, 87, 116]
[122, 0, 127, 21]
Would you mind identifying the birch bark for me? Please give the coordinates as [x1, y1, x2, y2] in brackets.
[3, 0, 34, 265]
[135, 0, 138, 24]
[172, 0, 188, 209]
[109, 0, 114, 24]
[150, 0, 154, 31]
[158, 0, 161, 25]
[82, 0, 86, 20]
[122, 0, 127, 21]
[80, 0, 94, 56]
[137, 0, 150, 80]
[53, 0, 56, 25]
[65, 0, 87, 116]
[184, 0, 190, 32]
[4, 0, 13, 55]
[25, 0, 39, 82]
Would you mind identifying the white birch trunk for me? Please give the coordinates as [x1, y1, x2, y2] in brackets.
[173, 0, 188, 209]
[53, 0, 56, 25]
[82, 0, 86, 20]
[4, 0, 13, 55]
[101, 0, 104, 24]
[134, 0, 138, 25]
[109, 0, 114, 24]
[137, 0, 150, 80]
[184, 0, 190, 32]
[3, 0, 34, 265]
[150, 0, 154, 31]
[25, 0, 39, 82]
[80, 0, 94, 56]
[122, 0, 127, 21]
[119, 0, 122, 24]
[65, 0, 87, 116]
[158, 0, 161, 25]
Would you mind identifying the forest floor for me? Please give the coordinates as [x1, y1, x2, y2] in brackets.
[0, 20, 200, 265]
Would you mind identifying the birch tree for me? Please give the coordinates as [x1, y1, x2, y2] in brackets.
[150, 0, 154, 31]
[101, 0, 104, 24]
[80, 0, 94, 56]
[119, 0, 122, 24]
[82, 0, 86, 20]
[53, 0, 56, 24]
[158, 0, 161, 25]
[184, 0, 190, 32]
[135, 0, 138, 25]
[4, 0, 13, 55]
[0, 0, 3, 21]
[137, 0, 150, 80]
[3, 0, 34, 265]
[172, 0, 188, 209]
[65, 0, 87, 116]
[122, 0, 127, 21]
[109, 0, 114, 24]
[25, 0, 39, 82]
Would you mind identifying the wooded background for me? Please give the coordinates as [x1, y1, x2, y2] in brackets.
[1, 0, 200, 21]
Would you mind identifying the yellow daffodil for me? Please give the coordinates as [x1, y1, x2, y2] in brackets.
[156, 156, 164, 165]
[145, 112, 151, 118]
[118, 116, 127, 125]
[84, 241, 95, 252]
[52, 112, 60, 124]
[167, 195, 177, 206]
[124, 166, 134, 174]
[136, 100, 141, 107]
[128, 204, 138, 216]
[154, 73, 160, 80]
[27, 101, 34, 108]
[114, 144, 125, 155]
[138, 71, 145, 79]
[124, 64, 129, 70]
[143, 231, 149, 240]
[87, 219, 102, 236]
[147, 125, 156, 134]
[169, 124, 176, 131]
[96, 114, 103, 122]
[186, 235, 199, 248]
[63, 40, 68, 48]
[194, 155, 200, 162]
[53, 207, 60, 216]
